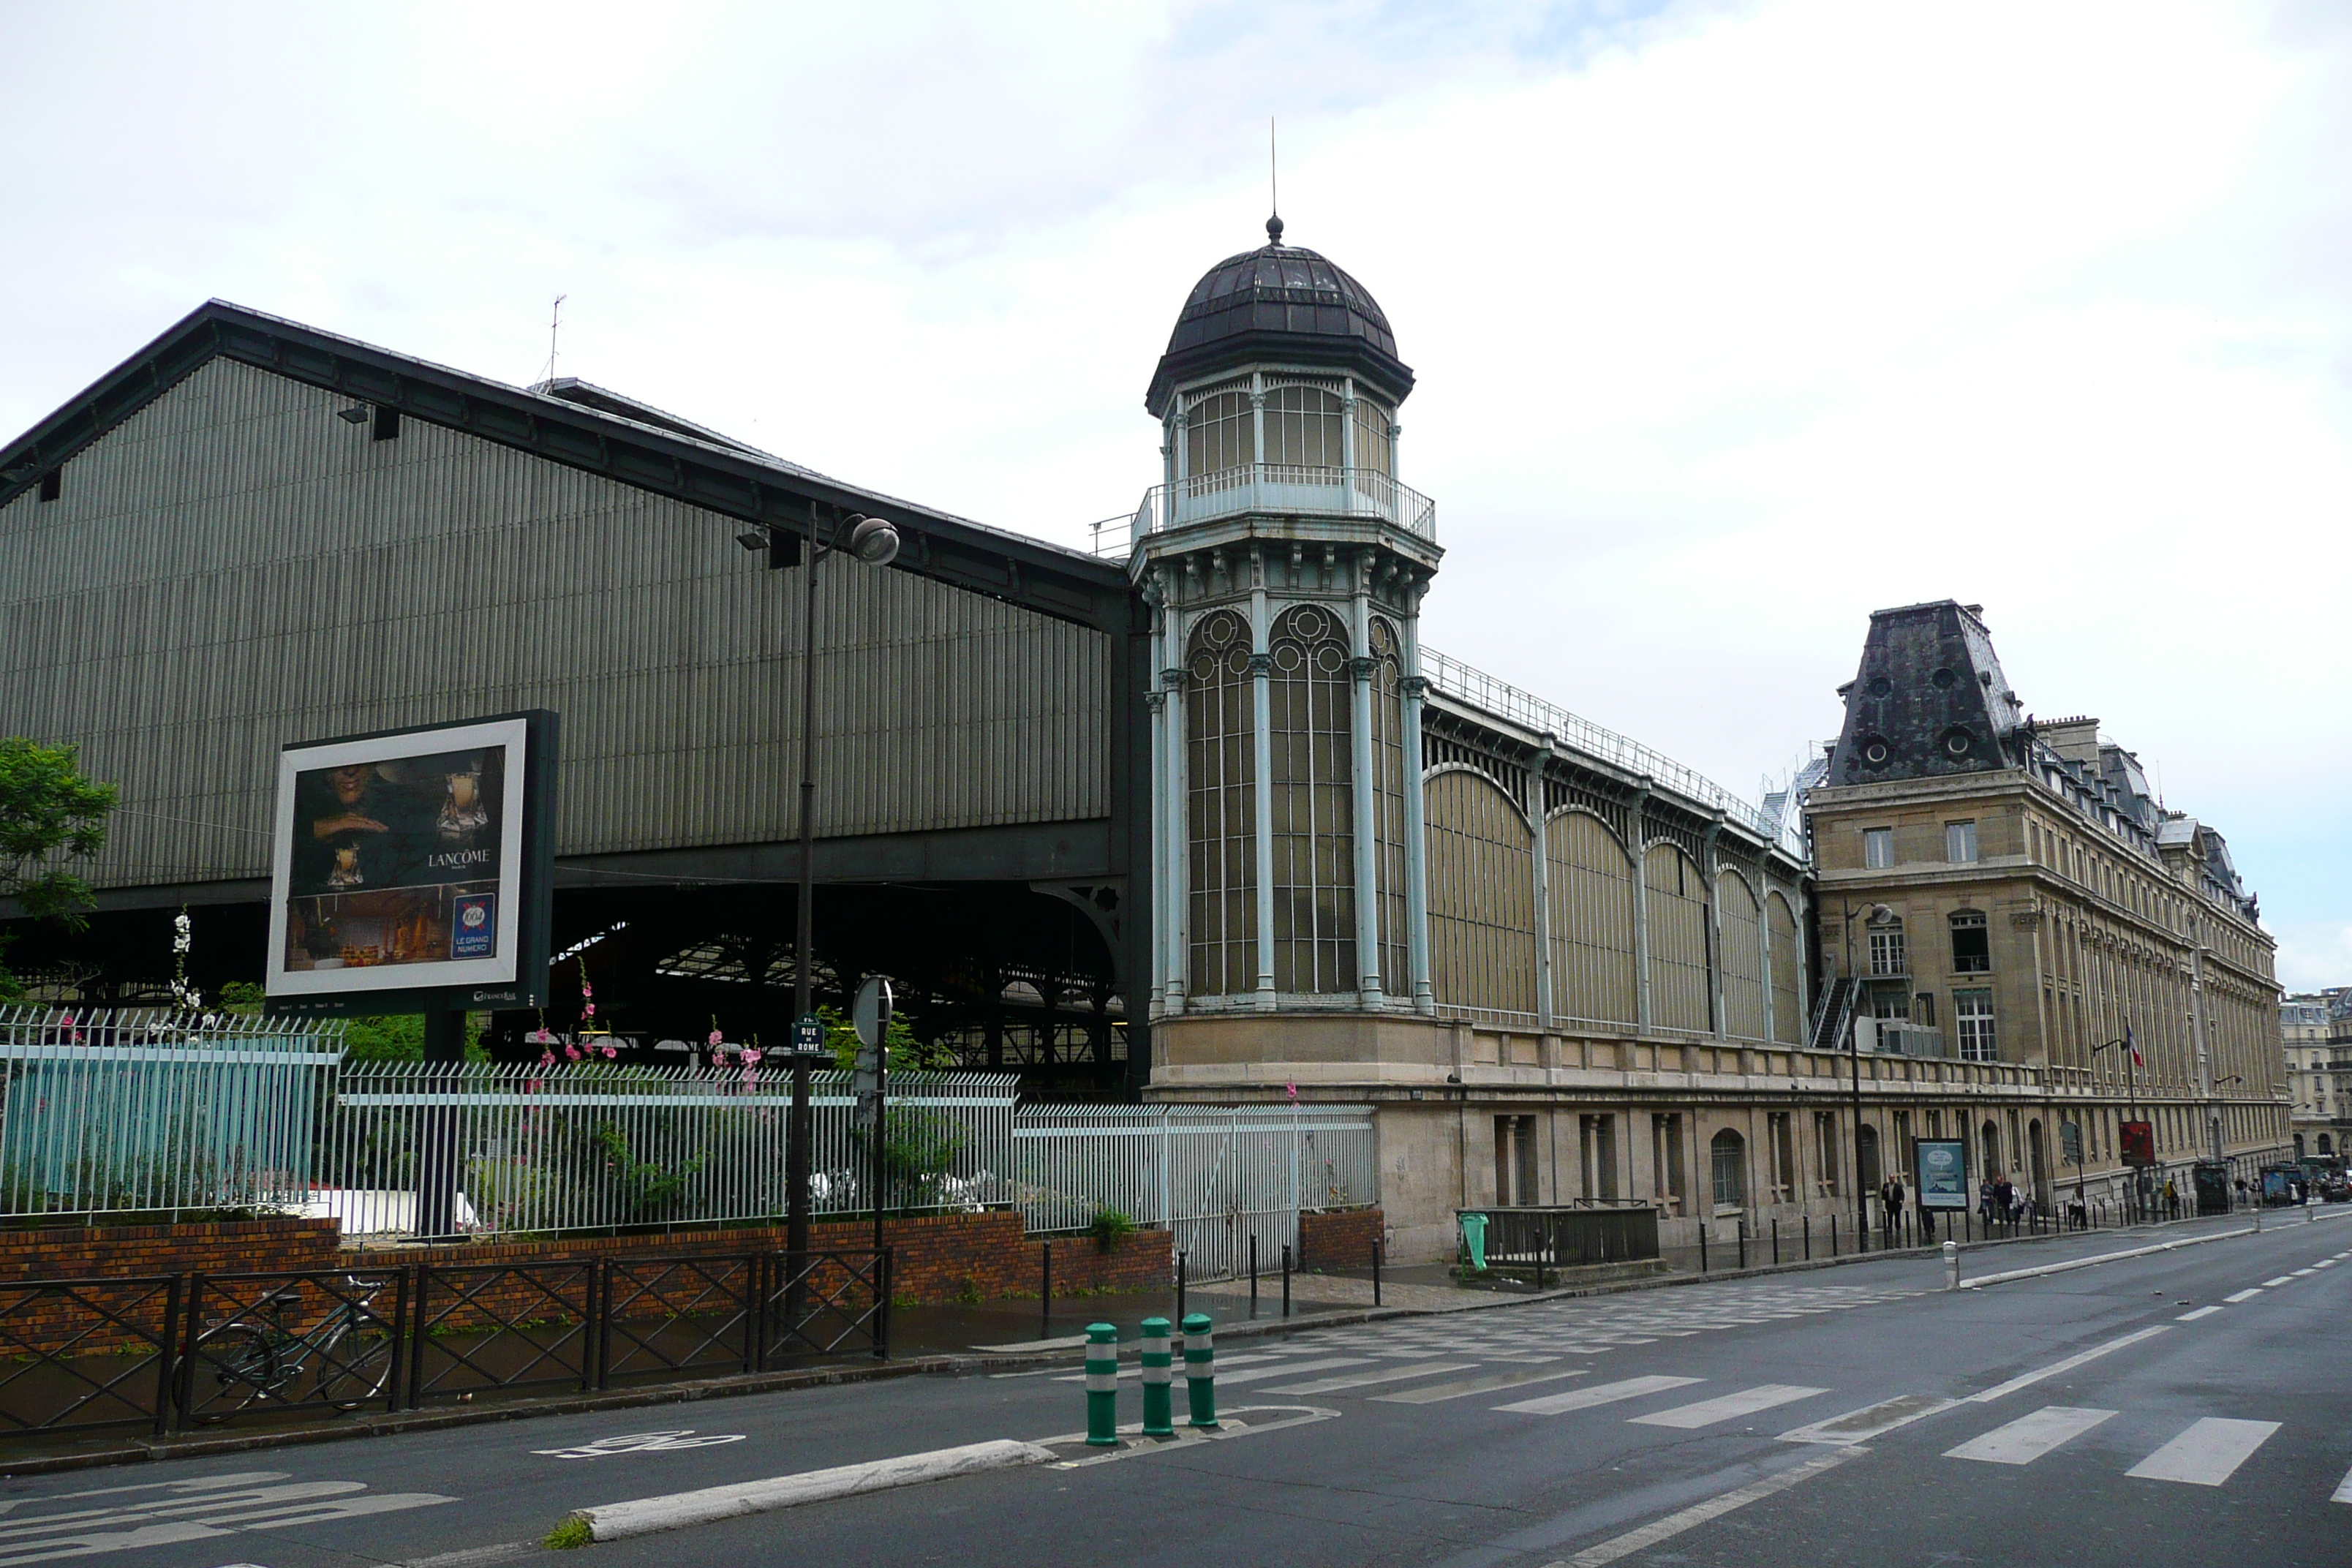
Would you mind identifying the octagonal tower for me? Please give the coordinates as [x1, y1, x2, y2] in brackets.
[1132, 218, 1444, 1032]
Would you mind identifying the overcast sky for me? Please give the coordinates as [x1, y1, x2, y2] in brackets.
[5, 1, 2347, 986]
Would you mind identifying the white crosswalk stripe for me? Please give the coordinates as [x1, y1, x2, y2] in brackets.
[1629, 1384, 1828, 1430]
[1497, 1374, 1702, 1416]
[1780, 1394, 1956, 1445]
[2333, 1463, 2352, 1504]
[1262, 1361, 1479, 1395]
[1374, 1368, 1587, 1406]
[1945, 1406, 2115, 1466]
[2125, 1419, 2280, 1486]
[1213, 1356, 1375, 1387]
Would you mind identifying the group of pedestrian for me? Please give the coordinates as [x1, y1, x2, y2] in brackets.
[1976, 1174, 2029, 1227]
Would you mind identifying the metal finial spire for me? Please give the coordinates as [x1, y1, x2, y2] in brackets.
[1267, 116, 1282, 246]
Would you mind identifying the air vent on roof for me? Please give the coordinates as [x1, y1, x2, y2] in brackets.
[38, 469, 60, 503]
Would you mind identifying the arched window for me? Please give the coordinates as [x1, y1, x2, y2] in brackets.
[1262, 385, 1343, 470]
[1427, 770, 1537, 1020]
[1710, 1128, 1746, 1208]
[1645, 845, 1710, 1033]
[1184, 390, 1254, 478]
[1184, 611, 1256, 995]
[1980, 1119, 2002, 1183]
[1548, 812, 1637, 1028]
[1352, 394, 1395, 476]
[1718, 871, 1765, 1041]
[1267, 606, 1354, 993]
[1368, 618, 1409, 995]
[1768, 892, 1803, 1045]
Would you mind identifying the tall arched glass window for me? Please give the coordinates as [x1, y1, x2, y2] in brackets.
[1352, 395, 1395, 476]
[1185, 611, 1256, 995]
[1710, 1129, 1746, 1208]
[1263, 385, 1343, 470]
[1267, 605, 1354, 992]
[1368, 618, 1409, 995]
[1185, 391, 1254, 478]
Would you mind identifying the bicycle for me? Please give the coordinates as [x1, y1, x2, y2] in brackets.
[191, 1274, 397, 1420]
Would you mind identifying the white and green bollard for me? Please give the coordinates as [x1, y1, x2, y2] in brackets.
[1085, 1322, 1120, 1447]
[1183, 1312, 1218, 1430]
[1140, 1316, 1175, 1438]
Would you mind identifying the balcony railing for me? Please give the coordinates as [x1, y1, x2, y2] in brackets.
[1131, 464, 1437, 546]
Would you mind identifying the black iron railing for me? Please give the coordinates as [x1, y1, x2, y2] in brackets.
[0, 1247, 890, 1440]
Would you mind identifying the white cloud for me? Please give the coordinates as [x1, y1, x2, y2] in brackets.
[2, 0, 2346, 972]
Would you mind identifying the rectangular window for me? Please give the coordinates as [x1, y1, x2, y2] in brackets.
[1955, 990, 1997, 1062]
[1863, 828, 1894, 870]
[1869, 928, 1907, 976]
[1653, 1114, 1685, 1213]
[1768, 1112, 1795, 1202]
[1813, 1111, 1839, 1196]
[1946, 821, 1978, 863]
[1580, 1114, 1618, 1201]
[1950, 911, 1990, 974]
[1912, 992, 1937, 1027]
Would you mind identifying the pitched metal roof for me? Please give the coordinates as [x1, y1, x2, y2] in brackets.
[0, 301, 1134, 635]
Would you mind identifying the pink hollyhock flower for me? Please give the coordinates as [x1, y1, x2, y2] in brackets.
[601, 1045, 617, 1060]
[742, 1047, 763, 1066]
[538, 1050, 555, 1066]
[565, 1044, 581, 1061]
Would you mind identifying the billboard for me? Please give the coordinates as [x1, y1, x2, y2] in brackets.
[1915, 1139, 1970, 1209]
[2119, 1120, 2157, 1169]
[266, 712, 557, 1015]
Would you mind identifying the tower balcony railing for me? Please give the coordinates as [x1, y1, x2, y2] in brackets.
[1131, 464, 1437, 547]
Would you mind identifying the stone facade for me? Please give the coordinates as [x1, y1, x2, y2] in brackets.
[2283, 990, 2351, 1161]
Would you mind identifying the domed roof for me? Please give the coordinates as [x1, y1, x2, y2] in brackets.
[1145, 217, 1415, 417]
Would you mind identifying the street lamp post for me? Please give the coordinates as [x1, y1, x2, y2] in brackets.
[2090, 1026, 2141, 1221]
[744, 505, 901, 1272]
[2211, 1075, 2243, 1166]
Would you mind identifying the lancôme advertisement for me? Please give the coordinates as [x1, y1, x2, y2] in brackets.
[265, 712, 556, 1015]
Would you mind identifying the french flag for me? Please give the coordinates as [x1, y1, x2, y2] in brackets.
[2127, 1022, 2142, 1069]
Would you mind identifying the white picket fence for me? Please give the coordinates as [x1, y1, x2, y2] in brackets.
[0, 1011, 1376, 1278]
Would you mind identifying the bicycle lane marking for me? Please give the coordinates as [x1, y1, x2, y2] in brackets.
[0, 1471, 453, 1567]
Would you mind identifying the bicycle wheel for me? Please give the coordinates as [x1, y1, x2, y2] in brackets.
[191, 1323, 282, 1422]
[315, 1322, 396, 1411]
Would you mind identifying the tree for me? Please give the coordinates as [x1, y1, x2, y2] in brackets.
[0, 738, 118, 997]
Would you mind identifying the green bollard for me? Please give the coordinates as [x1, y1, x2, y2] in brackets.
[1182, 1312, 1218, 1430]
[1085, 1322, 1120, 1447]
[1139, 1316, 1175, 1438]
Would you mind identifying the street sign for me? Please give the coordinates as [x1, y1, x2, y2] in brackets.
[791, 1012, 824, 1057]
[852, 976, 893, 1050]
[2060, 1120, 2083, 1164]
[1915, 1139, 1969, 1209]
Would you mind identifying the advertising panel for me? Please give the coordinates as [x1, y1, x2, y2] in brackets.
[1915, 1139, 1970, 1210]
[2119, 1120, 2157, 1169]
[265, 712, 557, 1015]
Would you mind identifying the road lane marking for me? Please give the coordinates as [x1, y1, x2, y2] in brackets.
[1498, 1375, 1703, 1416]
[2223, 1289, 2264, 1303]
[1944, 1406, 2116, 1465]
[1262, 1361, 1479, 1395]
[1964, 1326, 2168, 1403]
[1553, 1449, 1863, 1567]
[1049, 1351, 1312, 1384]
[1374, 1368, 1588, 1405]
[2125, 1418, 2280, 1486]
[2261, 1276, 2294, 1287]
[2175, 1306, 2223, 1322]
[1213, 1357, 1376, 1387]
[2291, 1268, 2318, 1277]
[1780, 1394, 1956, 1445]
[2315, 1260, 2337, 1269]
[1629, 1384, 1829, 1430]
[2333, 1463, 2352, 1504]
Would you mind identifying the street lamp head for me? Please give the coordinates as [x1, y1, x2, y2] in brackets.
[843, 514, 900, 566]
[735, 528, 770, 553]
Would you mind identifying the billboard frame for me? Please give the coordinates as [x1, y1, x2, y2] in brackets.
[264, 710, 558, 1018]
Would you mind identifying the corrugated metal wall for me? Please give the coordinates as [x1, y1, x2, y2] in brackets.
[0, 359, 1109, 889]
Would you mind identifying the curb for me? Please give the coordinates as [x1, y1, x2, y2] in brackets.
[561, 1438, 1055, 1543]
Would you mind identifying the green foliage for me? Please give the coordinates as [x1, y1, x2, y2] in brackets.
[0, 738, 118, 928]
[820, 1003, 956, 1073]
[543, 1516, 592, 1550]
[1088, 1207, 1136, 1251]
[591, 1122, 707, 1220]
[853, 1106, 970, 1210]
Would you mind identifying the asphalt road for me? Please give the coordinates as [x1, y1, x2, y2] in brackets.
[7, 1210, 2348, 1568]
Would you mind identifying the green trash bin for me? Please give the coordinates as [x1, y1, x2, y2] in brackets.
[1459, 1210, 1489, 1273]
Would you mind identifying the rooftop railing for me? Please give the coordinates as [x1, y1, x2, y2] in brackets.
[1420, 647, 1807, 859]
[1131, 463, 1437, 546]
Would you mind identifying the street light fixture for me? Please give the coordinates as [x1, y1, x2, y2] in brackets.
[745, 505, 902, 1274]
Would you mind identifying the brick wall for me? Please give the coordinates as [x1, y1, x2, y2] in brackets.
[0, 1212, 1172, 1354]
[1297, 1206, 1384, 1271]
